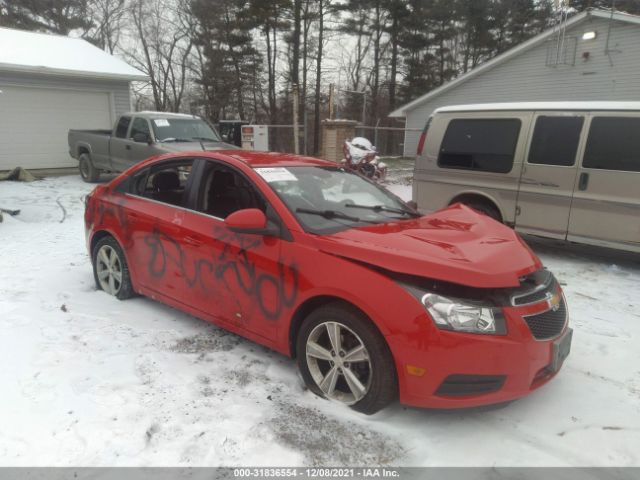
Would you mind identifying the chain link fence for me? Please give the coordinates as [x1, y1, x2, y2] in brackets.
[262, 124, 420, 158]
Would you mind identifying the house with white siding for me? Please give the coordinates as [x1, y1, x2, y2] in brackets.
[390, 9, 640, 157]
[0, 27, 147, 173]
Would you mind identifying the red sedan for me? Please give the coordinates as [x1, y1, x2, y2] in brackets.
[85, 150, 572, 414]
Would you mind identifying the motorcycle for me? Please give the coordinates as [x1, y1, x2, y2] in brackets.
[341, 137, 387, 182]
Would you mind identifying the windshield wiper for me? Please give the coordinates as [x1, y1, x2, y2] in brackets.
[296, 208, 362, 222]
[345, 203, 421, 218]
[159, 137, 192, 143]
[191, 136, 219, 142]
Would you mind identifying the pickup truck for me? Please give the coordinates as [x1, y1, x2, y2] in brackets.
[68, 111, 236, 182]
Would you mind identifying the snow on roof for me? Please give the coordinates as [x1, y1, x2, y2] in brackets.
[389, 9, 640, 118]
[0, 27, 148, 82]
[435, 101, 640, 113]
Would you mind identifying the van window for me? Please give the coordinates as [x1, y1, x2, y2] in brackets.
[528, 116, 584, 166]
[438, 119, 521, 173]
[584, 117, 640, 172]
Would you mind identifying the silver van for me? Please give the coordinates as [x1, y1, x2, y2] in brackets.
[413, 102, 640, 253]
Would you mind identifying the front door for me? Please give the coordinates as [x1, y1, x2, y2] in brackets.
[515, 113, 585, 239]
[180, 160, 295, 341]
[567, 115, 640, 251]
[128, 117, 155, 165]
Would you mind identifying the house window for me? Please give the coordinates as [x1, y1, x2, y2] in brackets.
[438, 118, 521, 174]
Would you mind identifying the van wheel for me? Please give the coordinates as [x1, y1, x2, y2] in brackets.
[79, 153, 101, 183]
[296, 303, 397, 415]
[466, 201, 502, 223]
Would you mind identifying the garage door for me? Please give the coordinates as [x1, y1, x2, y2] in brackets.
[0, 85, 113, 170]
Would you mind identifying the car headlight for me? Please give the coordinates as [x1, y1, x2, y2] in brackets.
[400, 284, 507, 335]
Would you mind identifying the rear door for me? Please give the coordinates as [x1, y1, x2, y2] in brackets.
[110, 115, 132, 171]
[515, 113, 585, 239]
[567, 114, 640, 251]
[122, 158, 197, 300]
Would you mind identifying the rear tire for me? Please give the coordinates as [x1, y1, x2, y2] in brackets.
[296, 302, 398, 415]
[79, 153, 101, 183]
[92, 236, 134, 300]
[465, 201, 502, 223]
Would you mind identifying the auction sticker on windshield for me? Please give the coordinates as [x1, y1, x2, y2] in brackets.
[255, 167, 297, 183]
[154, 119, 170, 127]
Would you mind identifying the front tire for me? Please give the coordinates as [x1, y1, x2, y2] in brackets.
[296, 303, 397, 415]
[92, 236, 134, 300]
[79, 153, 101, 183]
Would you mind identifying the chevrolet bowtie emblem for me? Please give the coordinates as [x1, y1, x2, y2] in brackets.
[547, 292, 561, 312]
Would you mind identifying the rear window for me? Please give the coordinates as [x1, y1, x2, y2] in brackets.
[115, 116, 131, 138]
[528, 116, 584, 166]
[583, 117, 640, 172]
[438, 118, 521, 173]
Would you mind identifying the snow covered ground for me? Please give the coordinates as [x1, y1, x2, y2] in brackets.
[0, 174, 639, 467]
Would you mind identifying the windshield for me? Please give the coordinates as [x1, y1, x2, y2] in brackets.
[256, 166, 416, 234]
[151, 117, 221, 143]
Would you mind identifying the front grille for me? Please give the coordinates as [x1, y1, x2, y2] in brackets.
[523, 297, 567, 340]
[512, 273, 556, 306]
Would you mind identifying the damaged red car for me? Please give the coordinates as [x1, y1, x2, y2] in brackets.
[85, 151, 572, 414]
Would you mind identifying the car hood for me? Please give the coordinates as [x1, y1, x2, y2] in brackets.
[315, 203, 541, 288]
[159, 141, 239, 152]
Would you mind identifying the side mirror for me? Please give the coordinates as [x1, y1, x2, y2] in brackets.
[133, 133, 151, 144]
[225, 208, 274, 235]
[407, 200, 418, 211]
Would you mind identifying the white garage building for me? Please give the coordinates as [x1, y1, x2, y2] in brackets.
[0, 27, 147, 173]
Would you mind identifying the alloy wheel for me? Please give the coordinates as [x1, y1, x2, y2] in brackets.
[95, 245, 123, 295]
[305, 321, 372, 405]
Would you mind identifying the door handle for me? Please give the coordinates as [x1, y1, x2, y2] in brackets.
[125, 145, 131, 150]
[184, 235, 203, 247]
[578, 172, 589, 191]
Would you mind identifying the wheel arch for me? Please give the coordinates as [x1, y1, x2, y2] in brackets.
[448, 191, 504, 222]
[90, 229, 139, 292]
[76, 143, 92, 158]
[288, 295, 388, 359]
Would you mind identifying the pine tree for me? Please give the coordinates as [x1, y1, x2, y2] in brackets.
[0, 0, 92, 35]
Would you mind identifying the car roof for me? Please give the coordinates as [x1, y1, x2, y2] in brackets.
[211, 150, 338, 168]
[124, 111, 200, 120]
[434, 101, 640, 113]
[142, 150, 338, 169]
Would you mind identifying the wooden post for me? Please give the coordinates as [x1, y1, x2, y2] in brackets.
[292, 83, 300, 154]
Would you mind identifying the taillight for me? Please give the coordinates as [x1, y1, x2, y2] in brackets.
[416, 116, 432, 156]
[416, 131, 427, 156]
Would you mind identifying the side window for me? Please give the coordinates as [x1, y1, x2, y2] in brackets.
[115, 116, 131, 139]
[584, 117, 640, 172]
[130, 117, 151, 140]
[438, 118, 521, 173]
[528, 116, 584, 166]
[198, 163, 266, 219]
[139, 159, 194, 207]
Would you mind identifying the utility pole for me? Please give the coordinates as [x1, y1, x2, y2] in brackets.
[292, 83, 300, 154]
[328, 83, 335, 120]
[341, 89, 367, 125]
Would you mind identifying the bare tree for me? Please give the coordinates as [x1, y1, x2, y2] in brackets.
[86, 0, 126, 53]
[127, 0, 194, 112]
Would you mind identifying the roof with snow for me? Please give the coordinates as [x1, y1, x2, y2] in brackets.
[389, 9, 640, 118]
[0, 27, 148, 82]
